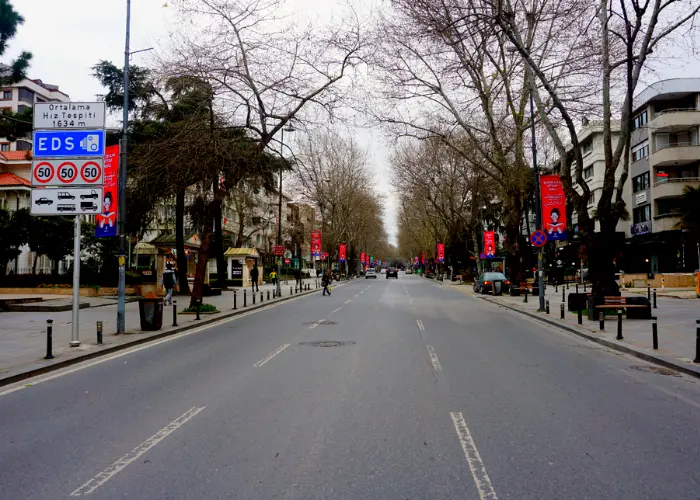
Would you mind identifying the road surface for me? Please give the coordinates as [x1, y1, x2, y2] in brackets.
[1, 274, 700, 499]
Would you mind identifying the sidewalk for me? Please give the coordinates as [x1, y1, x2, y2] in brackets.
[0, 282, 327, 387]
[451, 283, 700, 378]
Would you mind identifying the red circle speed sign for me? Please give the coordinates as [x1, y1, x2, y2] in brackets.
[80, 161, 102, 183]
[33, 161, 54, 184]
[57, 161, 78, 184]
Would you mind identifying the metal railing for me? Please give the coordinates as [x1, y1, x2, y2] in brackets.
[652, 141, 699, 152]
[653, 176, 700, 187]
[655, 107, 699, 115]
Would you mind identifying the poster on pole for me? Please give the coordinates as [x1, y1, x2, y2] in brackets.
[311, 230, 322, 257]
[421, 252, 426, 264]
[339, 244, 347, 262]
[483, 231, 496, 257]
[437, 243, 445, 263]
[360, 252, 366, 264]
[95, 144, 119, 238]
[540, 174, 567, 241]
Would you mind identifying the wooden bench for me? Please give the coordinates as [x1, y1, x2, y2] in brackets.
[596, 296, 648, 311]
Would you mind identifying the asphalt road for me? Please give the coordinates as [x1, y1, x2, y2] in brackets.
[1, 274, 700, 499]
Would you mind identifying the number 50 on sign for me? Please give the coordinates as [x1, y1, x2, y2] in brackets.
[32, 158, 103, 187]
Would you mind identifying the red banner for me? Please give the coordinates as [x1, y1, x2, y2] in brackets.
[311, 230, 322, 257]
[483, 231, 496, 257]
[540, 174, 567, 241]
[95, 144, 119, 238]
[339, 244, 347, 262]
[437, 243, 445, 263]
[273, 245, 284, 256]
[421, 252, 426, 264]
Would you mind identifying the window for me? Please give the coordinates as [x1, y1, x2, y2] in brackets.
[633, 110, 648, 130]
[632, 172, 650, 193]
[583, 166, 594, 179]
[18, 88, 34, 103]
[251, 216, 261, 226]
[633, 204, 651, 224]
[581, 140, 593, 155]
[0, 143, 8, 152]
[1, 90, 11, 100]
[587, 190, 596, 206]
[632, 140, 649, 162]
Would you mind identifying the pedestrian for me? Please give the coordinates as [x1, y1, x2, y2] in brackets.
[322, 270, 332, 296]
[250, 265, 259, 292]
[295, 267, 302, 287]
[270, 269, 277, 286]
[161, 262, 177, 305]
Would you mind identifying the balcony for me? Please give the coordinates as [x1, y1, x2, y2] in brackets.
[650, 108, 700, 132]
[652, 213, 682, 232]
[650, 143, 700, 166]
[652, 177, 700, 199]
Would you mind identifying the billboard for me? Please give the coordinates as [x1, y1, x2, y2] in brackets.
[540, 174, 567, 241]
[311, 230, 322, 256]
[483, 231, 496, 257]
[437, 243, 445, 263]
[339, 244, 347, 262]
[95, 144, 119, 238]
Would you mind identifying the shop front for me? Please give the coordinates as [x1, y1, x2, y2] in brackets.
[224, 248, 263, 287]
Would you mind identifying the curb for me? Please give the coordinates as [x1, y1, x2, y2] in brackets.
[479, 295, 700, 380]
[0, 286, 324, 388]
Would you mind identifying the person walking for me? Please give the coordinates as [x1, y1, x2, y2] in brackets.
[322, 270, 332, 296]
[250, 265, 259, 292]
[270, 269, 277, 286]
[161, 262, 177, 305]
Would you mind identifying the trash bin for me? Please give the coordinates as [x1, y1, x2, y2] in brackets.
[139, 298, 163, 331]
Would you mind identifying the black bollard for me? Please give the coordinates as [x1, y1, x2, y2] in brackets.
[566, 282, 569, 290]
[524, 287, 528, 303]
[267, 290, 270, 300]
[647, 285, 651, 300]
[96, 320, 103, 344]
[555, 283, 558, 293]
[273, 289, 276, 299]
[260, 291, 263, 303]
[244, 290, 247, 307]
[578, 307, 582, 325]
[546, 299, 550, 315]
[560, 303, 565, 319]
[576, 284, 579, 294]
[583, 282, 587, 293]
[253, 291, 256, 305]
[172, 300, 178, 327]
[652, 316, 658, 350]
[562, 287, 565, 303]
[290, 286, 293, 296]
[195, 299, 201, 321]
[45, 319, 54, 359]
[599, 311, 604, 331]
[616, 309, 623, 340]
[653, 289, 657, 309]
[233, 290, 237, 310]
[694, 320, 700, 363]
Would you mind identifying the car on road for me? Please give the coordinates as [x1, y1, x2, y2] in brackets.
[35, 197, 53, 205]
[365, 268, 377, 279]
[473, 272, 510, 295]
[405, 268, 413, 275]
[386, 267, 398, 279]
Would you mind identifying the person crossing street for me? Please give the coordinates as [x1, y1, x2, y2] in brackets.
[322, 270, 332, 296]
[161, 263, 177, 305]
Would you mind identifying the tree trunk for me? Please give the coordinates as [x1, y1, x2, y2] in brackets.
[213, 200, 227, 290]
[190, 217, 214, 308]
[175, 188, 190, 296]
[471, 229, 482, 276]
[32, 253, 38, 275]
[504, 188, 524, 283]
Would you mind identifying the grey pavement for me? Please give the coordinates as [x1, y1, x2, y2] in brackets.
[1, 274, 700, 499]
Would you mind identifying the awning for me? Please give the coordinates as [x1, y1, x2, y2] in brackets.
[148, 232, 201, 249]
[224, 247, 260, 258]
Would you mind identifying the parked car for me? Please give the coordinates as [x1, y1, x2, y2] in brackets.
[473, 272, 511, 295]
[365, 268, 377, 279]
[386, 267, 398, 279]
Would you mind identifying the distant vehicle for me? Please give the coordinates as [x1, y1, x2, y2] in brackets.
[80, 190, 99, 200]
[386, 267, 398, 279]
[405, 268, 413, 275]
[35, 197, 53, 205]
[57, 192, 75, 200]
[365, 268, 377, 279]
[473, 272, 510, 295]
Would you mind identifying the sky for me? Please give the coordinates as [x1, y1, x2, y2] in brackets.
[6, 0, 400, 245]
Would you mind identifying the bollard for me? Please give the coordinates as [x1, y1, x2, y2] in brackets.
[290, 286, 293, 296]
[545, 299, 550, 314]
[172, 301, 178, 327]
[295, 286, 298, 294]
[599, 311, 604, 331]
[260, 291, 263, 303]
[267, 290, 270, 301]
[244, 290, 247, 307]
[647, 285, 651, 300]
[560, 303, 565, 319]
[273, 289, 276, 299]
[523, 288, 528, 303]
[96, 320, 104, 344]
[576, 284, 579, 294]
[562, 287, 565, 303]
[652, 316, 658, 350]
[233, 290, 237, 310]
[653, 289, 657, 309]
[45, 319, 54, 359]
[555, 283, 558, 293]
[694, 320, 700, 363]
[616, 309, 623, 340]
[566, 282, 569, 290]
[583, 282, 587, 293]
[253, 291, 256, 305]
[195, 299, 201, 321]
[578, 306, 582, 325]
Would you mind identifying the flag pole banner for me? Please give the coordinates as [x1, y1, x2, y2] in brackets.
[436, 243, 445, 263]
[311, 230, 322, 257]
[339, 244, 347, 263]
[483, 231, 496, 257]
[95, 144, 119, 238]
[540, 174, 567, 241]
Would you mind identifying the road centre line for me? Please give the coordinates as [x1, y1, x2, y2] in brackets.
[70, 406, 205, 496]
[450, 411, 499, 500]
[253, 344, 291, 367]
[345, 299, 352, 304]
[331, 307, 342, 314]
[426, 345, 442, 371]
[417, 319, 425, 331]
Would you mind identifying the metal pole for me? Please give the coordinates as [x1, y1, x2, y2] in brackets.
[70, 215, 81, 347]
[653, 289, 657, 308]
[45, 319, 54, 359]
[117, 0, 131, 335]
[172, 300, 177, 327]
[276, 128, 284, 298]
[616, 309, 623, 340]
[233, 290, 237, 309]
[545, 299, 550, 314]
[560, 303, 565, 319]
[530, 90, 545, 312]
[652, 317, 658, 350]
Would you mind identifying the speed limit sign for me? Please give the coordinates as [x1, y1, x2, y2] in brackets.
[31, 158, 103, 186]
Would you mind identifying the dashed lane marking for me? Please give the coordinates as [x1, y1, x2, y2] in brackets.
[426, 345, 442, 371]
[417, 319, 425, 331]
[450, 411, 499, 500]
[253, 344, 291, 367]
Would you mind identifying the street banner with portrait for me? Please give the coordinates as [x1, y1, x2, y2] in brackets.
[339, 244, 347, 262]
[540, 174, 567, 241]
[95, 144, 119, 238]
[360, 252, 366, 264]
[421, 252, 426, 264]
[483, 231, 496, 257]
[437, 243, 445, 263]
[311, 230, 322, 256]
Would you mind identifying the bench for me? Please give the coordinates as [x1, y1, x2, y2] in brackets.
[510, 283, 539, 297]
[596, 296, 648, 310]
[588, 295, 652, 320]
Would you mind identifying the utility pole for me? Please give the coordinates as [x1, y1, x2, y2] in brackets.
[530, 82, 545, 312]
[276, 124, 294, 297]
[117, 0, 131, 335]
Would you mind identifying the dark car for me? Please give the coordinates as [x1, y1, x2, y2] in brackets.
[386, 267, 398, 279]
[473, 272, 510, 295]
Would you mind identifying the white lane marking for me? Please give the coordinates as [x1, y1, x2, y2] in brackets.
[450, 412, 498, 500]
[0, 293, 313, 398]
[417, 319, 425, 331]
[254, 344, 290, 367]
[345, 299, 352, 304]
[409, 299, 414, 305]
[426, 345, 442, 371]
[70, 406, 205, 496]
[331, 308, 342, 314]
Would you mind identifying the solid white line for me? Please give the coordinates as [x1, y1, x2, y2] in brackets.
[450, 411, 499, 500]
[331, 308, 342, 314]
[70, 406, 205, 496]
[417, 319, 425, 331]
[426, 345, 442, 371]
[253, 344, 290, 367]
[345, 299, 352, 304]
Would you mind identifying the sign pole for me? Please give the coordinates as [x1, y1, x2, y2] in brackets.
[530, 88, 545, 312]
[70, 215, 81, 347]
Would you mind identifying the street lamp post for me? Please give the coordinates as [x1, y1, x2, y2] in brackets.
[530, 86, 546, 312]
[277, 124, 294, 297]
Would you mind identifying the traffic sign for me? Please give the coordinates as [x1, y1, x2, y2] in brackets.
[530, 230, 547, 247]
[31, 188, 103, 215]
[284, 249, 292, 259]
[33, 102, 106, 130]
[32, 159, 103, 186]
[273, 245, 284, 256]
[33, 130, 106, 158]
[284, 258, 291, 264]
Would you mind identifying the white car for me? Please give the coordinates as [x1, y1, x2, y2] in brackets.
[365, 268, 377, 279]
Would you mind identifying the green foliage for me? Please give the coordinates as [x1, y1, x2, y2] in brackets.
[183, 303, 217, 313]
[26, 216, 74, 274]
[0, 207, 29, 271]
[92, 60, 157, 113]
[0, 0, 31, 85]
[675, 186, 700, 235]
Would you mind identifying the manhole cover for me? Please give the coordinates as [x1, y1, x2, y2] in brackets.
[630, 365, 681, 377]
[299, 341, 356, 347]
